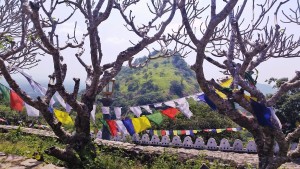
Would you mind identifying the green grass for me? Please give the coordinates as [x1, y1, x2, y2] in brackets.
[0, 130, 240, 169]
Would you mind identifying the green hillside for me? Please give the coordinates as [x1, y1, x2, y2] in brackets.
[112, 53, 201, 107]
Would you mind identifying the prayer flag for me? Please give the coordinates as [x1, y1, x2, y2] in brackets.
[153, 130, 158, 135]
[198, 94, 217, 110]
[115, 120, 129, 135]
[122, 118, 135, 135]
[250, 99, 273, 127]
[154, 103, 162, 107]
[173, 130, 178, 135]
[0, 83, 10, 101]
[226, 128, 233, 131]
[130, 106, 143, 117]
[54, 109, 74, 125]
[165, 130, 170, 136]
[146, 112, 164, 125]
[114, 107, 122, 119]
[175, 98, 193, 118]
[101, 107, 110, 114]
[141, 105, 152, 114]
[131, 116, 152, 133]
[164, 101, 176, 108]
[90, 105, 96, 123]
[215, 77, 233, 99]
[181, 130, 186, 135]
[106, 120, 118, 136]
[192, 130, 198, 134]
[161, 108, 179, 120]
[185, 130, 191, 135]
[24, 103, 39, 117]
[10, 90, 24, 111]
[161, 130, 166, 136]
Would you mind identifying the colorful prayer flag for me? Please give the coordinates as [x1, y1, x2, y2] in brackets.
[10, 90, 24, 112]
[131, 116, 152, 133]
[161, 108, 179, 119]
[250, 99, 273, 127]
[215, 77, 233, 99]
[146, 112, 164, 125]
[115, 120, 129, 135]
[106, 120, 118, 136]
[24, 103, 39, 117]
[161, 130, 166, 136]
[0, 83, 10, 101]
[175, 98, 193, 118]
[122, 118, 135, 135]
[173, 130, 178, 135]
[54, 109, 73, 125]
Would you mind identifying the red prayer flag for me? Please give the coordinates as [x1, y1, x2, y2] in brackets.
[10, 90, 24, 112]
[203, 129, 209, 132]
[106, 120, 118, 136]
[226, 128, 233, 131]
[161, 108, 179, 120]
[161, 130, 166, 136]
[181, 130, 186, 135]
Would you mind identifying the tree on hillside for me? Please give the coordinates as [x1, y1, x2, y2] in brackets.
[0, 0, 40, 73]
[0, 0, 176, 167]
[167, 0, 300, 168]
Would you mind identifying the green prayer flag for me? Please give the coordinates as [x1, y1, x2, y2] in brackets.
[157, 130, 161, 136]
[0, 83, 10, 101]
[146, 112, 164, 125]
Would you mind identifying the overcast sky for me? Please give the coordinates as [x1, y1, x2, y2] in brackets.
[8, 0, 300, 86]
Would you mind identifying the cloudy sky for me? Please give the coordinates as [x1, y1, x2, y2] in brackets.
[9, 0, 300, 86]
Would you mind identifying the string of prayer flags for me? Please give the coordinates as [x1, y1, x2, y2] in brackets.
[146, 112, 164, 125]
[161, 107, 179, 119]
[115, 120, 129, 135]
[53, 109, 74, 125]
[106, 120, 118, 136]
[114, 107, 122, 119]
[154, 103, 162, 107]
[175, 98, 193, 118]
[0, 83, 10, 101]
[130, 106, 143, 117]
[10, 90, 24, 112]
[24, 103, 39, 117]
[131, 116, 152, 133]
[122, 118, 135, 135]
[101, 107, 110, 114]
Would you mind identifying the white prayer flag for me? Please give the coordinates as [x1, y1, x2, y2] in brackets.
[165, 130, 170, 136]
[54, 92, 72, 112]
[90, 105, 96, 123]
[115, 120, 129, 135]
[24, 103, 39, 117]
[175, 98, 193, 118]
[101, 107, 110, 114]
[185, 130, 191, 135]
[130, 106, 143, 117]
[141, 105, 152, 114]
[154, 103, 162, 107]
[164, 101, 176, 108]
[114, 107, 122, 119]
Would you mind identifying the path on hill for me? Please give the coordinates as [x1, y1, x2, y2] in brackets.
[0, 152, 66, 169]
[0, 125, 300, 168]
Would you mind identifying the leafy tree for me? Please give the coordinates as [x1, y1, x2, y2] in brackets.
[169, 80, 184, 97]
[0, 0, 176, 167]
[166, 0, 300, 168]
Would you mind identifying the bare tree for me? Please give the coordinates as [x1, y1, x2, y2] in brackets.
[168, 0, 300, 168]
[0, 0, 40, 73]
[0, 0, 176, 167]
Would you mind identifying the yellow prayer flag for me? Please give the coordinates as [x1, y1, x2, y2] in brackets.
[216, 129, 222, 133]
[193, 130, 198, 134]
[244, 94, 257, 102]
[131, 116, 152, 133]
[54, 109, 74, 125]
[153, 130, 158, 135]
[216, 77, 233, 99]
[173, 130, 178, 135]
